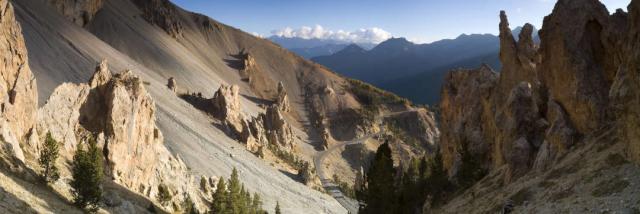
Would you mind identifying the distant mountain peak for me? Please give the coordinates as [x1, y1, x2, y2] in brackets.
[341, 44, 365, 53]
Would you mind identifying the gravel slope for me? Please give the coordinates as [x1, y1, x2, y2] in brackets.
[13, 0, 346, 213]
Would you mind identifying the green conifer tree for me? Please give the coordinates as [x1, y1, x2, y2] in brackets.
[70, 138, 104, 212]
[361, 142, 397, 214]
[39, 132, 60, 182]
[211, 178, 228, 213]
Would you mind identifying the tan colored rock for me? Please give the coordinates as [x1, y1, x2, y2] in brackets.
[211, 84, 246, 138]
[263, 105, 295, 152]
[46, 0, 104, 27]
[439, 65, 498, 171]
[611, 0, 640, 164]
[276, 81, 290, 113]
[167, 77, 178, 93]
[37, 83, 91, 158]
[538, 0, 613, 134]
[130, 0, 184, 38]
[0, 0, 38, 163]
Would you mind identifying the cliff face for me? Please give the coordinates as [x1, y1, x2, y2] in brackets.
[0, 0, 38, 164]
[440, 0, 640, 184]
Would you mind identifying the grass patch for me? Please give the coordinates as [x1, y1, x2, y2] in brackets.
[591, 178, 630, 197]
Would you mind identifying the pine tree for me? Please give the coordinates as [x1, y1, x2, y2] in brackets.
[361, 142, 397, 214]
[39, 132, 60, 182]
[71, 139, 104, 212]
[274, 201, 281, 214]
[456, 142, 486, 189]
[426, 150, 451, 206]
[211, 178, 228, 213]
[251, 193, 262, 214]
[227, 168, 243, 213]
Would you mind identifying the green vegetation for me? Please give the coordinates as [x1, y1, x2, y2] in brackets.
[358, 142, 397, 213]
[71, 137, 104, 212]
[456, 142, 487, 189]
[156, 183, 173, 206]
[211, 168, 267, 214]
[357, 142, 453, 213]
[39, 132, 60, 183]
[275, 201, 281, 214]
[332, 174, 356, 198]
[347, 79, 408, 108]
[384, 120, 420, 149]
[267, 143, 310, 172]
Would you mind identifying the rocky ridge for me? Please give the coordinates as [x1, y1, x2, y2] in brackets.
[439, 0, 640, 191]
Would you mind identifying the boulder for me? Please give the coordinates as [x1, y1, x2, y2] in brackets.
[167, 77, 177, 93]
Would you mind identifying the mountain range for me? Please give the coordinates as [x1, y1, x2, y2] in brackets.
[311, 27, 539, 105]
[268, 36, 376, 59]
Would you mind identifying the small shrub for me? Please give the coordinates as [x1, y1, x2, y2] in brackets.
[605, 153, 629, 167]
[157, 183, 173, 206]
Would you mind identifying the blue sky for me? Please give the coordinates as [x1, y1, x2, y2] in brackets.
[171, 0, 631, 44]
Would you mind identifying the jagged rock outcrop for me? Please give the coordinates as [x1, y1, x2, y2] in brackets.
[440, 65, 498, 172]
[611, 0, 640, 164]
[211, 84, 246, 138]
[538, 0, 614, 134]
[276, 82, 290, 113]
[262, 104, 295, 152]
[167, 77, 177, 93]
[0, 0, 38, 163]
[440, 0, 640, 183]
[46, 0, 104, 27]
[35, 62, 207, 212]
[37, 83, 90, 158]
[130, 0, 184, 38]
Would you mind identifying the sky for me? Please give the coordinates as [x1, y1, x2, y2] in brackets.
[171, 0, 631, 44]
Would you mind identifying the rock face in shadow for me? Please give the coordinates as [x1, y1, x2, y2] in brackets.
[46, 0, 104, 27]
[611, 0, 640, 164]
[0, 0, 38, 163]
[438, 0, 640, 183]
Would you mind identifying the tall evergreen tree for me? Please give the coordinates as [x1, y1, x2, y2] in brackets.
[361, 142, 397, 214]
[70, 138, 104, 212]
[211, 178, 228, 213]
[456, 142, 486, 189]
[425, 150, 451, 206]
[227, 168, 243, 214]
[39, 132, 60, 182]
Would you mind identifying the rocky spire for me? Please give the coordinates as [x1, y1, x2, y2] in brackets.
[276, 81, 290, 113]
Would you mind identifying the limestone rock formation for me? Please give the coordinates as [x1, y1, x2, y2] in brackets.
[0, 0, 38, 163]
[46, 0, 104, 27]
[211, 84, 246, 137]
[439, 65, 498, 171]
[262, 105, 295, 152]
[611, 0, 640, 164]
[440, 0, 640, 183]
[276, 82, 290, 113]
[37, 83, 90, 158]
[537, 0, 613, 134]
[35, 62, 207, 212]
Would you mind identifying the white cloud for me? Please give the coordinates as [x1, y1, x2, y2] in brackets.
[271, 25, 392, 44]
